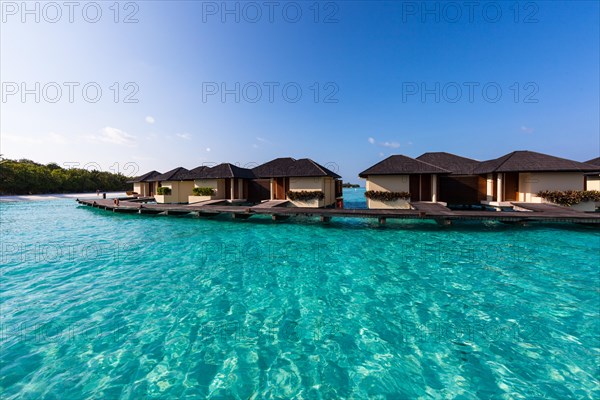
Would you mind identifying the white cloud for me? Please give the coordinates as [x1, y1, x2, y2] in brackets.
[206, 147, 211, 152]
[252, 144, 259, 148]
[369, 137, 401, 148]
[90, 127, 136, 146]
[520, 125, 534, 134]
[176, 133, 192, 140]
[256, 137, 267, 142]
[145, 116, 155, 124]
[378, 152, 385, 157]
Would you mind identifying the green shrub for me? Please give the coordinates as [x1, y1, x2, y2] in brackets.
[286, 190, 325, 201]
[192, 187, 215, 196]
[157, 187, 172, 195]
[537, 190, 600, 206]
[364, 190, 411, 201]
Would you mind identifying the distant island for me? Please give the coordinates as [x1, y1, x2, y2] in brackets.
[342, 182, 362, 188]
[0, 158, 130, 195]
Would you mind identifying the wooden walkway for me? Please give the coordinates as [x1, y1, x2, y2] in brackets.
[252, 200, 289, 208]
[76, 198, 600, 225]
[511, 202, 583, 215]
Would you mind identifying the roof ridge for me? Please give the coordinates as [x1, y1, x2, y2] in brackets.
[412, 156, 452, 172]
[492, 151, 517, 172]
[306, 158, 327, 175]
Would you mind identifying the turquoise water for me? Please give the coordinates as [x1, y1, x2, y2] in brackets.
[1, 190, 599, 399]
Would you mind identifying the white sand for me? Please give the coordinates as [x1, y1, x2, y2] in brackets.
[0, 192, 127, 203]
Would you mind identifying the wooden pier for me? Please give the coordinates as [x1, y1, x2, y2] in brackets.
[76, 198, 600, 225]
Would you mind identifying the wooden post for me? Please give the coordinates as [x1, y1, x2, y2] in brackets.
[378, 217, 386, 224]
[320, 216, 331, 222]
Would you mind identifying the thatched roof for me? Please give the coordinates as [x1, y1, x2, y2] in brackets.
[359, 155, 450, 178]
[189, 163, 255, 179]
[127, 170, 162, 183]
[147, 167, 190, 182]
[417, 152, 480, 175]
[474, 151, 598, 174]
[253, 158, 341, 178]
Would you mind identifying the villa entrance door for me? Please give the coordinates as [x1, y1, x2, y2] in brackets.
[274, 178, 288, 200]
[225, 179, 231, 200]
[504, 172, 519, 201]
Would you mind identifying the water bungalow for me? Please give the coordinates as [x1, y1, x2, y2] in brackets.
[475, 151, 598, 204]
[252, 158, 343, 208]
[358, 155, 449, 208]
[416, 152, 485, 205]
[359, 150, 599, 210]
[128, 170, 161, 197]
[147, 167, 192, 204]
[187, 163, 255, 203]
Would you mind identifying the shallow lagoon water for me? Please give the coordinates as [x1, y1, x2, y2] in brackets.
[1, 191, 599, 399]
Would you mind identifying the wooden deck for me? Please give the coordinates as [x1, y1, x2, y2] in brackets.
[76, 198, 600, 225]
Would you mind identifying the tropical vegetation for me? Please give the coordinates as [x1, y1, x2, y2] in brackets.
[537, 190, 600, 206]
[192, 187, 215, 196]
[0, 158, 130, 195]
[364, 190, 411, 201]
[286, 190, 325, 201]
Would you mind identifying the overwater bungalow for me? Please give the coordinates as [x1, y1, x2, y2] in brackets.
[187, 163, 255, 203]
[147, 167, 192, 204]
[128, 170, 162, 197]
[358, 155, 449, 208]
[252, 158, 343, 207]
[416, 152, 485, 205]
[475, 151, 598, 204]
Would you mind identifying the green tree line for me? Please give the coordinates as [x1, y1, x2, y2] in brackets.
[0, 159, 131, 195]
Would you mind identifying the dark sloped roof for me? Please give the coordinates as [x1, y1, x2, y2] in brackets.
[253, 157, 341, 178]
[417, 152, 480, 175]
[585, 157, 600, 166]
[203, 163, 256, 179]
[147, 167, 190, 181]
[474, 151, 598, 174]
[127, 170, 162, 183]
[359, 155, 450, 177]
[185, 166, 209, 179]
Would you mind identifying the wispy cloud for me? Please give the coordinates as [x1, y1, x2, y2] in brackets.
[368, 137, 401, 149]
[145, 116, 155, 124]
[90, 127, 136, 146]
[520, 125, 534, 134]
[176, 133, 192, 140]
[382, 141, 400, 148]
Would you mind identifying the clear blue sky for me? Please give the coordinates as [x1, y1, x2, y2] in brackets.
[1, 1, 598, 182]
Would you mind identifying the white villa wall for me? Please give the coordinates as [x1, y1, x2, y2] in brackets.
[287, 176, 336, 207]
[586, 175, 600, 191]
[518, 172, 585, 202]
[133, 182, 148, 196]
[194, 179, 226, 199]
[156, 180, 194, 203]
[365, 175, 410, 209]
